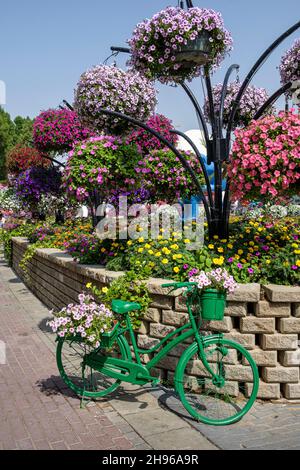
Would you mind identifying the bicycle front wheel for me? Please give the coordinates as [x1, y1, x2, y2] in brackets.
[175, 338, 259, 425]
[56, 335, 130, 398]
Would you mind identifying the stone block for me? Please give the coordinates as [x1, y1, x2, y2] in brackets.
[245, 381, 281, 399]
[223, 364, 254, 382]
[278, 317, 300, 334]
[279, 350, 300, 366]
[175, 295, 188, 313]
[201, 316, 234, 333]
[224, 302, 247, 317]
[150, 294, 173, 310]
[149, 323, 176, 339]
[162, 310, 188, 326]
[293, 303, 300, 317]
[240, 316, 275, 334]
[282, 383, 300, 399]
[144, 308, 161, 323]
[227, 284, 260, 302]
[264, 285, 300, 302]
[224, 330, 255, 349]
[137, 335, 160, 350]
[262, 366, 299, 383]
[137, 321, 149, 335]
[254, 300, 290, 317]
[243, 347, 277, 367]
[260, 334, 298, 351]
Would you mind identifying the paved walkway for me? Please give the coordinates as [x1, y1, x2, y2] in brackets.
[1, 253, 300, 450]
[0, 254, 215, 450]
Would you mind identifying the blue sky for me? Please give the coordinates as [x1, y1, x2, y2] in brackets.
[1, 0, 299, 130]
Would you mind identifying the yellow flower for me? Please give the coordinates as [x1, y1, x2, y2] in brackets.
[265, 259, 271, 264]
[170, 244, 179, 250]
[249, 241, 254, 246]
[184, 239, 191, 244]
[208, 244, 214, 250]
[149, 261, 155, 267]
[138, 237, 144, 243]
[295, 260, 300, 267]
[294, 250, 300, 255]
[160, 228, 165, 233]
[100, 247, 106, 253]
[235, 254, 240, 260]
[86, 282, 92, 289]
[292, 243, 298, 248]
[158, 235, 163, 240]
[220, 239, 227, 243]
[155, 252, 162, 257]
[127, 240, 133, 246]
[217, 247, 224, 253]
[238, 249, 243, 255]
[227, 243, 233, 249]
[173, 267, 180, 273]
[162, 258, 169, 264]
[162, 247, 171, 255]
[148, 250, 154, 255]
[145, 243, 151, 249]
[138, 248, 144, 253]
[102, 287, 108, 293]
[213, 257, 224, 266]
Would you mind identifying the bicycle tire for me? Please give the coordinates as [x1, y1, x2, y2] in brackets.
[56, 335, 130, 398]
[175, 338, 259, 425]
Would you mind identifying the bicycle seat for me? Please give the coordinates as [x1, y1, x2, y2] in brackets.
[111, 299, 142, 315]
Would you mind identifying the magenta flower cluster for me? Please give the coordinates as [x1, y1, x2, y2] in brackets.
[134, 149, 205, 201]
[128, 6, 233, 84]
[74, 65, 157, 135]
[279, 39, 300, 93]
[228, 110, 300, 201]
[47, 293, 114, 348]
[126, 114, 178, 154]
[33, 109, 93, 153]
[189, 268, 238, 294]
[203, 82, 273, 128]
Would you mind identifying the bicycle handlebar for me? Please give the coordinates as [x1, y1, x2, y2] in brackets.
[162, 282, 197, 289]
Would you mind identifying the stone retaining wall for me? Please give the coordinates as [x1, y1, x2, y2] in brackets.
[12, 237, 300, 400]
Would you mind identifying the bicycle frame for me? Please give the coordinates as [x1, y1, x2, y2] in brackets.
[121, 291, 224, 383]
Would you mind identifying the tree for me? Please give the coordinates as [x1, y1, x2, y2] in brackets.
[12, 116, 34, 147]
[0, 107, 15, 180]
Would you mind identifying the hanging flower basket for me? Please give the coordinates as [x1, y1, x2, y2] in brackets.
[74, 65, 157, 135]
[200, 289, 226, 321]
[279, 38, 300, 96]
[128, 6, 233, 84]
[203, 82, 275, 128]
[175, 31, 212, 66]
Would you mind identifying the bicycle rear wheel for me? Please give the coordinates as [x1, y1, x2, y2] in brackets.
[175, 338, 259, 425]
[56, 335, 130, 398]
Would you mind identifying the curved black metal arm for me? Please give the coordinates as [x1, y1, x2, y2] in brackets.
[170, 129, 213, 208]
[204, 69, 217, 141]
[226, 20, 300, 142]
[42, 155, 66, 168]
[97, 108, 212, 225]
[186, 0, 194, 7]
[219, 64, 240, 132]
[253, 82, 292, 120]
[111, 46, 130, 53]
[180, 82, 210, 146]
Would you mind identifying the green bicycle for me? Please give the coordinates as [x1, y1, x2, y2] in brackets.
[56, 281, 259, 426]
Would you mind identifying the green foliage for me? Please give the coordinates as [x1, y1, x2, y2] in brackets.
[0, 223, 37, 264]
[0, 107, 15, 179]
[87, 269, 151, 330]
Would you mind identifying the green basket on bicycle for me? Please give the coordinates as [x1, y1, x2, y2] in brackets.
[200, 289, 227, 321]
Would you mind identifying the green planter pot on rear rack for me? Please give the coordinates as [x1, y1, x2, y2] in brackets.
[200, 289, 226, 321]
